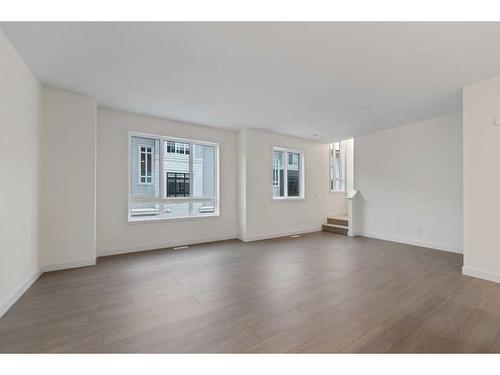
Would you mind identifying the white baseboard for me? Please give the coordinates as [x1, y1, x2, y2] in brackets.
[356, 232, 463, 254]
[462, 266, 500, 284]
[41, 258, 96, 272]
[97, 235, 238, 257]
[0, 269, 42, 318]
[240, 227, 322, 242]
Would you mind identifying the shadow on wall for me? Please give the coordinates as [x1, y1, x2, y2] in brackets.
[352, 192, 366, 236]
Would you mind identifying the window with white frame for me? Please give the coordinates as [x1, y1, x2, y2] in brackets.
[272, 147, 304, 199]
[330, 141, 345, 192]
[129, 133, 219, 221]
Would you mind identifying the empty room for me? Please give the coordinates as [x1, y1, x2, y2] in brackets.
[3, 4, 500, 370]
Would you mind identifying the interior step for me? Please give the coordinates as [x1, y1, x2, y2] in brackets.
[322, 223, 348, 235]
[327, 216, 349, 226]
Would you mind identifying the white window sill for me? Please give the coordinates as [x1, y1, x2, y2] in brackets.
[330, 190, 346, 195]
[273, 196, 305, 201]
[128, 213, 219, 224]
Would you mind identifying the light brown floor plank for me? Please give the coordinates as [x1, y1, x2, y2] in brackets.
[1, 232, 500, 353]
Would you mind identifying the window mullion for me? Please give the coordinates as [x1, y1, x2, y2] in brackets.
[159, 140, 165, 209]
[189, 142, 193, 214]
[139, 146, 143, 182]
[284, 151, 288, 198]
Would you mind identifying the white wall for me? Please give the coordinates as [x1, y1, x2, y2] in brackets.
[462, 76, 500, 283]
[239, 128, 332, 241]
[354, 112, 463, 253]
[326, 192, 347, 217]
[0, 31, 42, 316]
[41, 88, 97, 270]
[238, 129, 247, 239]
[96, 108, 238, 256]
[344, 138, 354, 195]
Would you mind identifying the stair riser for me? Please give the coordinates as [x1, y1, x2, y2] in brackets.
[327, 218, 349, 226]
[322, 225, 348, 235]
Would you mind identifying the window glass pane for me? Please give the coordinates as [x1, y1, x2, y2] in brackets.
[131, 136, 159, 197]
[272, 150, 285, 197]
[164, 141, 190, 197]
[129, 202, 160, 219]
[162, 201, 190, 219]
[146, 152, 152, 177]
[287, 152, 300, 197]
[192, 144, 215, 198]
[334, 142, 341, 179]
[140, 151, 146, 178]
[331, 141, 344, 192]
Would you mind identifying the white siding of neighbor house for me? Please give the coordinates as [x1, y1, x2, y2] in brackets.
[131, 136, 160, 198]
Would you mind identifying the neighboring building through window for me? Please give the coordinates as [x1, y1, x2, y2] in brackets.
[330, 141, 345, 192]
[272, 159, 280, 188]
[139, 145, 153, 184]
[272, 147, 304, 199]
[129, 133, 218, 221]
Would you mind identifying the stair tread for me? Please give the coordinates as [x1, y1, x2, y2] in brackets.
[323, 223, 348, 229]
[327, 215, 348, 221]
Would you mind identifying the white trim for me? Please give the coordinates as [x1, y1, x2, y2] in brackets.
[239, 227, 321, 242]
[462, 266, 500, 284]
[355, 232, 463, 254]
[0, 269, 42, 318]
[97, 235, 237, 257]
[41, 258, 96, 273]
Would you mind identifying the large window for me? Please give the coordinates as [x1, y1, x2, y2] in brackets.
[272, 147, 304, 199]
[330, 141, 345, 192]
[129, 133, 218, 221]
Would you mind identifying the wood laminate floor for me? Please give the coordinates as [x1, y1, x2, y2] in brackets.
[2, 232, 500, 353]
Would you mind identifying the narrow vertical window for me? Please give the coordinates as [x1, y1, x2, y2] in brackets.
[330, 141, 345, 192]
[287, 152, 300, 197]
[272, 147, 304, 199]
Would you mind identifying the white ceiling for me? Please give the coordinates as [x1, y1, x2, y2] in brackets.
[2, 22, 500, 141]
